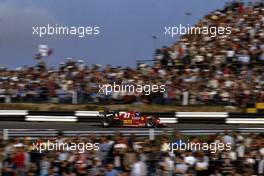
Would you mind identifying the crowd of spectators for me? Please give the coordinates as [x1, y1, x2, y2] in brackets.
[0, 131, 263, 176]
[154, 0, 264, 106]
[0, 0, 263, 107]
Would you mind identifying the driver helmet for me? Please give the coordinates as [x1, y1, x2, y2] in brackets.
[135, 112, 141, 117]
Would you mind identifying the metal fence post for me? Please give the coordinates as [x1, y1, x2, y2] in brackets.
[149, 129, 155, 140]
[3, 129, 8, 140]
[72, 90, 78, 104]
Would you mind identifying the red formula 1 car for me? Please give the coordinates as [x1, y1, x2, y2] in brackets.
[98, 111, 166, 128]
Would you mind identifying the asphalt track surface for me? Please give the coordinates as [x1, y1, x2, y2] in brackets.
[0, 121, 263, 131]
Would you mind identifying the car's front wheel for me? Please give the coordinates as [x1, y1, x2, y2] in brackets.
[101, 116, 113, 127]
[146, 117, 156, 128]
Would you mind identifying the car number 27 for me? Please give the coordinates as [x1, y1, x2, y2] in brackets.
[123, 113, 131, 118]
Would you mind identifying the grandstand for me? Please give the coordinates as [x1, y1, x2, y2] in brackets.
[0, 2, 263, 110]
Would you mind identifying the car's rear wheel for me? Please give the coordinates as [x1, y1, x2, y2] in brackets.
[146, 117, 155, 128]
[101, 116, 113, 127]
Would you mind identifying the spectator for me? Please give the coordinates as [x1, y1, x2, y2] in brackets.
[105, 163, 120, 176]
[130, 155, 147, 176]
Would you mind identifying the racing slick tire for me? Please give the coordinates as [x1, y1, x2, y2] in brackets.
[146, 117, 156, 128]
[101, 116, 113, 127]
